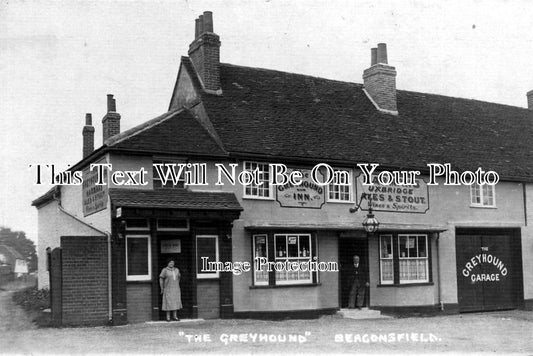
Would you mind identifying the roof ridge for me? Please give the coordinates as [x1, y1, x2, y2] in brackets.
[397, 88, 532, 112]
[219, 61, 364, 87]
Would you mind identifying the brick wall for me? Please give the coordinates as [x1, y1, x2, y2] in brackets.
[197, 279, 219, 319]
[363, 64, 397, 112]
[188, 33, 221, 91]
[61, 236, 109, 326]
[102, 112, 121, 142]
[126, 283, 152, 323]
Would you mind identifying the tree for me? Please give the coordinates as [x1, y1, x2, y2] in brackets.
[0, 227, 37, 272]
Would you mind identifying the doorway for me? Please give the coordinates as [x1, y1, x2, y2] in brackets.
[339, 236, 369, 308]
[455, 228, 523, 312]
[158, 235, 193, 319]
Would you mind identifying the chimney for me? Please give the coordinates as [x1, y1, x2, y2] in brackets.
[82, 113, 95, 158]
[102, 94, 121, 142]
[363, 43, 398, 114]
[527, 90, 533, 110]
[188, 11, 221, 93]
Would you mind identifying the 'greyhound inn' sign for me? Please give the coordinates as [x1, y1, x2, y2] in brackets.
[276, 168, 325, 208]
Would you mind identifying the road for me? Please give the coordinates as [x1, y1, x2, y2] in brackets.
[0, 282, 532, 355]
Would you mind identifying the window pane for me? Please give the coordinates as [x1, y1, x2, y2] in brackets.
[399, 260, 409, 280]
[127, 237, 148, 276]
[153, 160, 185, 189]
[254, 235, 268, 284]
[274, 234, 313, 284]
[471, 184, 481, 204]
[244, 162, 271, 198]
[287, 235, 298, 257]
[275, 235, 287, 257]
[380, 236, 392, 258]
[407, 236, 417, 257]
[399, 235, 428, 283]
[299, 236, 310, 257]
[399, 236, 407, 258]
[381, 260, 393, 282]
[328, 169, 351, 201]
[417, 236, 427, 258]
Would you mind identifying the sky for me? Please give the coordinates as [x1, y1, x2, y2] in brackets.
[1, 0, 533, 244]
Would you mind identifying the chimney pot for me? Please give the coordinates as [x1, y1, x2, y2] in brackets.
[85, 113, 92, 125]
[199, 15, 204, 35]
[195, 18, 201, 38]
[527, 90, 533, 110]
[203, 11, 213, 32]
[377, 43, 388, 64]
[107, 94, 116, 112]
[371, 48, 377, 66]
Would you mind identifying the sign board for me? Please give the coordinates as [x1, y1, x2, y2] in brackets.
[161, 239, 181, 254]
[14, 259, 28, 274]
[82, 160, 108, 217]
[276, 168, 325, 209]
[356, 175, 429, 213]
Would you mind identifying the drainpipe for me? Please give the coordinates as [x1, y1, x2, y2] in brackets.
[106, 232, 112, 323]
[436, 233, 444, 311]
[54, 194, 113, 323]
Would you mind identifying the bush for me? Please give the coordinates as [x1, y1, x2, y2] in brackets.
[12, 286, 50, 311]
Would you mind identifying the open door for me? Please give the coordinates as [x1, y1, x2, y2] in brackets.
[339, 236, 369, 308]
[158, 236, 193, 319]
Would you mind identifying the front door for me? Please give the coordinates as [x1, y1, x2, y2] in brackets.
[158, 236, 193, 319]
[339, 236, 369, 308]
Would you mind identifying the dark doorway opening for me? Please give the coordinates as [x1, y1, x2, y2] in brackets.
[339, 236, 369, 308]
[158, 235, 193, 319]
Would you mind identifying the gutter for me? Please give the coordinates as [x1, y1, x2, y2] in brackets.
[53, 194, 113, 323]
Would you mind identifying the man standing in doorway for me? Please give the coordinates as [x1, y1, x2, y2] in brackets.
[348, 255, 369, 309]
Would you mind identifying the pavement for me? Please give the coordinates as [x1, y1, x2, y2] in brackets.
[1, 281, 532, 355]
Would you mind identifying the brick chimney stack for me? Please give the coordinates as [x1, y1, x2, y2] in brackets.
[363, 43, 398, 114]
[527, 90, 533, 110]
[102, 94, 121, 142]
[82, 113, 95, 158]
[188, 11, 221, 94]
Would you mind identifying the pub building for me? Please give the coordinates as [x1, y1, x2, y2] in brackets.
[33, 11, 533, 326]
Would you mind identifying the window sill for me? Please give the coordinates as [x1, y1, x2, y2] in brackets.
[250, 283, 321, 289]
[243, 196, 275, 201]
[377, 282, 434, 288]
[469, 204, 497, 209]
[326, 200, 354, 204]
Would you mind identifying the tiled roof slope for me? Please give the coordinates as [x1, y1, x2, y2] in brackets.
[109, 188, 243, 211]
[109, 108, 226, 156]
[180, 58, 533, 179]
[0, 245, 24, 260]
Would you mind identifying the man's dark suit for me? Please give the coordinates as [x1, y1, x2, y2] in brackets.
[348, 262, 366, 308]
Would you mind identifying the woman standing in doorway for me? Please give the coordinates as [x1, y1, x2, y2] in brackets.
[159, 259, 183, 321]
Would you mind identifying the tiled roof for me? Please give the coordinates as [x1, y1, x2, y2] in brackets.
[180, 57, 533, 180]
[108, 108, 226, 156]
[31, 186, 58, 208]
[0, 245, 24, 260]
[109, 188, 243, 211]
[106, 57, 533, 181]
